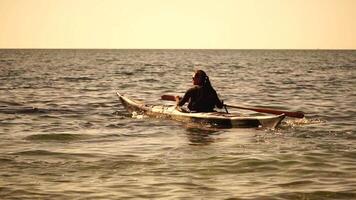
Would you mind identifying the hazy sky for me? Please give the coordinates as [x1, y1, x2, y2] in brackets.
[0, 0, 355, 49]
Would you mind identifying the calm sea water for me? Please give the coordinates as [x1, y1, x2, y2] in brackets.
[0, 49, 355, 199]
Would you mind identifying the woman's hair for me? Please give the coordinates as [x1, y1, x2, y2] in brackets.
[195, 70, 215, 91]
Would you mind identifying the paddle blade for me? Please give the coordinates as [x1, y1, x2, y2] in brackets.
[161, 95, 176, 101]
[253, 108, 304, 118]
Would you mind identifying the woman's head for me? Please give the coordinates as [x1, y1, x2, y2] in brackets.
[192, 70, 208, 86]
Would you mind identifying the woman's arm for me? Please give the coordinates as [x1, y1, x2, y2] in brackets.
[215, 92, 224, 109]
[177, 88, 193, 106]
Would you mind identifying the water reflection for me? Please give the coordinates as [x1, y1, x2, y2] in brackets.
[184, 124, 221, 145]
[1, 49, 355, 200]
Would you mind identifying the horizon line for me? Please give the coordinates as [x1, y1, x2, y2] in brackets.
[0, 48, 355, 51]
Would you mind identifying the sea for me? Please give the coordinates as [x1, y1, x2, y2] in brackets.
[0, 49, 355, 200]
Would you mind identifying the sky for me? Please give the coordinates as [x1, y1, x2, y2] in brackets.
[0, 0, 355, 49]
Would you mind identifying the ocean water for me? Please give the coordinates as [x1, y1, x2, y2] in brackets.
[0, 49, 355, 199]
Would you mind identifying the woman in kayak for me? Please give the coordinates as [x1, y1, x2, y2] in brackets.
[176, 70, 224, 112]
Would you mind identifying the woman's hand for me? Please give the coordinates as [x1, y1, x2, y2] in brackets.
[175, 96, 181, 102]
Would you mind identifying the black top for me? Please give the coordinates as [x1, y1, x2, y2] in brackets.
[178, 85, 223, 112]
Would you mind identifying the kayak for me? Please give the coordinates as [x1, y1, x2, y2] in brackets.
[116, 92, 285, 129]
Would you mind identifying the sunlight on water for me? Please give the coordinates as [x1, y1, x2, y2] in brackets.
[0, 49, 355, 199]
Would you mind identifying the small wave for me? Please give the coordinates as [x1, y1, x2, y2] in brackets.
[273, 191, 356, 200]
[140, 78, 159, 83]
[115, 63, 134, 66]
[12, 150, 96, 159]
[277, 180, 315, 187]
[0, 100, 24, 106]
[0, 157, 13, 163]
[229, 64, 244, 69]
[25, 133, 89, 142]
[0, 107, 46, 114]
[0, 106, 78, 115]
[121, 72, 134, 76]
[0, 59, 15, 62]
[105, 123, 125, 128]
[144, 63, 166, 67]
[12, 150, 67, 156]
[61, 76, 94, 82]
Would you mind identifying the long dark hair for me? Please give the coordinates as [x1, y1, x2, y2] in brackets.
[195, 70, 216, 93]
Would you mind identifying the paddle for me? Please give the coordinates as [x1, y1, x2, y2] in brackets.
[161, 95, 304, 118]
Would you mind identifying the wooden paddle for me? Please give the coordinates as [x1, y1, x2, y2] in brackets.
[161, 95, 304, 118]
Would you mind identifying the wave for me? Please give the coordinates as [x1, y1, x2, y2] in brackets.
[0, 106, 46, 114]
[25, 133, 90, 142]
[0, 106, 78, 115]
[11, 150, 97, 159]
[0, 100, 24, 106]
[270, 191, 356, 200]
[144, 63, 166, 67]
[60, 76, 95, 82]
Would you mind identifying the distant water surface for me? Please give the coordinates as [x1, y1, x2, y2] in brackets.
[0, 49, 355, 199]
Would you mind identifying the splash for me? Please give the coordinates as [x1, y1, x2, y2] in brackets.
[131, 111, 147, 119]
[283, 117, 326, 128]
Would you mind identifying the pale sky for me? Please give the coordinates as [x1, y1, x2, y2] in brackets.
[0, 0, 355, 49]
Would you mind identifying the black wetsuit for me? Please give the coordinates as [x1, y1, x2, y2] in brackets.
[178, 85, 223, 112]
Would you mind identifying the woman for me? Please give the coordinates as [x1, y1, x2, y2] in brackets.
[176, 70, 224, 112]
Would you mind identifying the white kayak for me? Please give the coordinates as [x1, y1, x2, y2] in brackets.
[116, 92, 285, 129]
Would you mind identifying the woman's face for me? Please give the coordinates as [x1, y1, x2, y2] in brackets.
[192, 73, 202, 85]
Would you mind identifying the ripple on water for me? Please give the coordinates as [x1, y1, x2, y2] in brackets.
[24, 133, 91, 142]
[1, 49, 355, 200]
[272, 191, 356, 200]
[10, 150, 100, 163]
